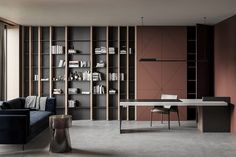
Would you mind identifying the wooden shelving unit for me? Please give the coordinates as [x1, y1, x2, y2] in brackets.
[187, 26, 197, 120]
[21, 26, 136, 120]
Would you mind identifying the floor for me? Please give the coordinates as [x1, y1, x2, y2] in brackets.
[0, 120, 236, 157]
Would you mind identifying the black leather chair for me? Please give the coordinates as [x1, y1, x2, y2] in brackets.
[150, 94, 180, 129]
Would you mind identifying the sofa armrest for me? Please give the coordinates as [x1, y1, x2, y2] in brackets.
[0, 114, 29, 144]
[46, 97, 56, 114]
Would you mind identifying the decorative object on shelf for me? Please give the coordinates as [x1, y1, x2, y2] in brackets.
[53, 75, 65, 81]
[120, 46, 127, 54]
[68, 88, 79, 94]
[81, 91, 90, 95]
[68, 100, 79, 108]
[96, 61, 105, 68]
[41, 78, 49, 81]
[34, 74, 38, 81]
[95, 47, 106, 54]
[120, 73, 125, 81]
[108, 47, 115, 54]
[109, 89, 116, 95]
[68, 49, 77, 54]
[53, 89, 63, 95]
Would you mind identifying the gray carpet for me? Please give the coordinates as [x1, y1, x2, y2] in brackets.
[1, 120, 236, 157]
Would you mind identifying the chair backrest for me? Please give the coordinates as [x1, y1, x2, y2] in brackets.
[161, 94, 178, 109]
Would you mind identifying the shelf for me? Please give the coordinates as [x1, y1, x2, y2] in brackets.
[23, 26, 136, 120]
[52, 40, 65, 42]
[68, 80, 90, 82]
[76, 106, 90, 109]
[69, 67, 90, 69]
[93, 106, 106, 109]
[52, 67, 65, 69]
[68, 53, 90, 55]
[68, 93, 90, 95]
[68, 40, 90, 42]
[188, 80, 196, 81]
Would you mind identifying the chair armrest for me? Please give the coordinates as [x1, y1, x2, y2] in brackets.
[46, 97, 56, 114]
[0, 115, 29, 144]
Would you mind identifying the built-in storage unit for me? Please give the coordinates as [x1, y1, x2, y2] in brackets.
[186, 25, 214, 120]
[21, 26, 136, 120]
[187, 26, 197, 120]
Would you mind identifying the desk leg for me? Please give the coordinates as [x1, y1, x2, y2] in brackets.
[120, 106, 123, 134]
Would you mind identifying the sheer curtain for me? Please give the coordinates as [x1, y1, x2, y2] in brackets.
[0, 22, 6, 100]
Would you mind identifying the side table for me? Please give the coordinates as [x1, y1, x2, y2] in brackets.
[49, 115, 72, 153]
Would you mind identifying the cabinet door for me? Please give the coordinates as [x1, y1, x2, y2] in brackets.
[162, 27, 187, 60]
[137, 26, 162, 59]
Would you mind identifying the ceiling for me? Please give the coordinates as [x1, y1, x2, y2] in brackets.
[0, 0, 235, 26]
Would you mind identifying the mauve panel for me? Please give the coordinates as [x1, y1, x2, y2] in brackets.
[214, 15, 236, 134]
[137, 26, 187, 121]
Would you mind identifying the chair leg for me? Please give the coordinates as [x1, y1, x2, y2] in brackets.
[177, 110, 180, 127]
[161, 113, 163, 124]
[150, 111, 153, 127]
[168, 111, 170, 130]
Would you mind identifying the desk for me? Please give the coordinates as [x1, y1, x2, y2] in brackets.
[120, 99, 229, 133]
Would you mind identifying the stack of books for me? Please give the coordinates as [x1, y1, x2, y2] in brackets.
[41, 78, 49, 81]
[81, 91, 90, 95]
[68, 88, 79, 94]
[93, 85, 105, 94]
[52, 45, 64, 54]
[95, 47, 107, 54]
[109, 47, 115, 54]
[96, 61, 105, 68]
[69, 61, 79, 67]
[120, 50, 127, 54]
[82, 71, 91, 81]
[109, 73, 118, 81]
[53, 89, 63, 95]
[58, 60, 65, 67]
[68, 49, 77, 54]
[92, 72, 102, 81]
[109, 89, 116, 95]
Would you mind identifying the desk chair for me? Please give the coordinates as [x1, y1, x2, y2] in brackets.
[150, 94, 180, 129]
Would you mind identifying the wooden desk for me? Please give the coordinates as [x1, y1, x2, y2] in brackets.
[120, 99, 229, 133]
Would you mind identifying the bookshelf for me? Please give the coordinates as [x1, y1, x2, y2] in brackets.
[21, 26, 136, 120]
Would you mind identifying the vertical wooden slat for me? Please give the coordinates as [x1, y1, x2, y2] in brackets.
[126, 26, 129, 120]
[106, 26, 109, 120]
[21, 27, 25, 96]
[29, 26, 33, 96]
[38, 26, 42, 96]
[90, 26, 93, 120]
[65, 26, 68, 115]
[49, 26, 52, 98]
[134, 26, 137, 120]
[117, 26, 120, 121]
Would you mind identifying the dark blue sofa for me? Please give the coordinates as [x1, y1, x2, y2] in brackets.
[0, 97, 56, 150]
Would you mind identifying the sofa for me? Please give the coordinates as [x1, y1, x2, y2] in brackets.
[0, 97, 56, 150]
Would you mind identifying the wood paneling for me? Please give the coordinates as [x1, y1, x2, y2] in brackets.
[137, 26, 187, 121]
[214, 15, 236, 134]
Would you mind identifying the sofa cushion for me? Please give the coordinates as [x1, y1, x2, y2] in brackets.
[1, 98, 25, 109]
[30, 111, 51, 134]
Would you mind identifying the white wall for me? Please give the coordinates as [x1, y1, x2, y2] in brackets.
[7, 26, 20, 100]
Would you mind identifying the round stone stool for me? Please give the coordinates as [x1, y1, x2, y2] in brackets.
[49, 115, 72, 153]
